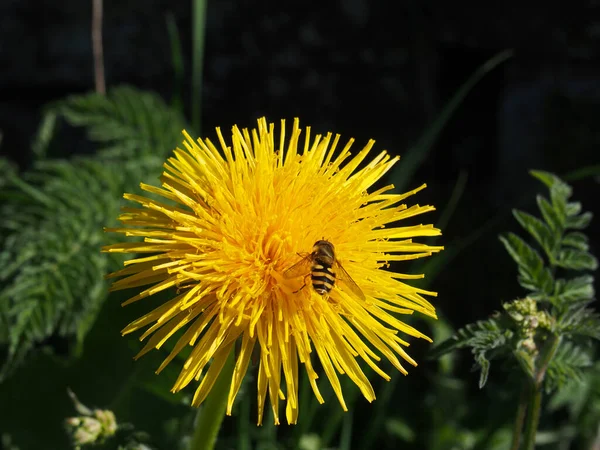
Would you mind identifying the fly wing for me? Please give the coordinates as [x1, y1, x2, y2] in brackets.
[333, 259, 366, 301]
[283, 253, 312, 279]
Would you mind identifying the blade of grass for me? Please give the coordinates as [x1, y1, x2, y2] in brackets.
[166, 12, 184, 113]
[562, 164, 600, 182]
[394, 49, 514, 193]
[292, 371, 320, 444]
[338, 409, 354, 450]
[191, 0, 207, 133]
[320, 379, 359, 447]
[358, 369, 398, 449]
[255, 408, 277, 450]
[238, 393, 251, 450]
[437, 170, 468, 230]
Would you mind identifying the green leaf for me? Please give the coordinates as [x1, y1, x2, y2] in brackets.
[530, 170, 570, 193]
[56, 85, 187, 160]
[31, 110, 58, 160]
[537, 195, 562, 233]
[565, 212, 593, 230]
[555, 249, 598, 271]
[499, 233, 553, 294]
[550, 193, 568, 230]
[430, 317, 512, 388]
[430, 318, 506, 356]
[548, 367, 592, 413]
[475, 352, 491, 388]
[558, 303, 600, 340]
[513, 209, 557, 258]
[565, 201, 582, 217]
[554, 276, 595, 305]
[546, 341, 592, 393]
[562, 232, 589, 251]
[0, 86, 188, 379]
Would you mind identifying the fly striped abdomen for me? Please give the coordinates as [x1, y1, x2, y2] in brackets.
[284, 239, 364, 300]
[311, 263, 336, 295]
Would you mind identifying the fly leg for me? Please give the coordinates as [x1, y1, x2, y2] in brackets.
[293, 274, 311, 294]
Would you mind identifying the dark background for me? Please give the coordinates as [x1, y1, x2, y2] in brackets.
[2, 0, 598, 323]
[0, 0, 599, 447]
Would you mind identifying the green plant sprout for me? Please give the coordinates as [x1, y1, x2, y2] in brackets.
[433, 170, 598, 450]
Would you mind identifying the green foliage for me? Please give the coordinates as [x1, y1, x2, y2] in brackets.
[434, 171, 598, 396]
[0, 86, 188, 380]
[545, 340, 592, 393]
[52, 86, 187, 160]
[430, 316, 514, 388]
[500, 171, 597, 306]
[548, 362, 600, 448]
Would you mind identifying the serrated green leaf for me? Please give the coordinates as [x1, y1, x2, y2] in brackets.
[554, 276, 595, 305]
[430, 318, 507, 356]
[430, 317, 513, 390]
[550, 188, 568, 229]
[555, 249, 598, 271]
[475, 352, 491, 388]
[565, 212, 593, 230]
[56, 86, 187, 160]
[548, 368, 592, 413]
[546, 341, 592, 393]
[562, 232, 589, 251]
[530, 170, 563, 190]
[558, 303, 600, 340]
[499, 233, 553, 294]
[531, 172, 572, 227]
[565, 201, 582, 217]
[1, 86, 188, 379]
[31, 110, 58, 160]
[536, 195, 563, 234]
[513, 209, 557, 258]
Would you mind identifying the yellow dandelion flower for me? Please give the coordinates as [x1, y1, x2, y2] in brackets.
[103, 117, 443, 425]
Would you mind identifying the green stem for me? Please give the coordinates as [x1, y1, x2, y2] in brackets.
[522, 386, 542, 450]
[510, 383, 529, 450]
[191, 0, 207, 133]
[188, 351, 235, 450]
[520, 334, 560, 450]
[534, 334, 560, 387]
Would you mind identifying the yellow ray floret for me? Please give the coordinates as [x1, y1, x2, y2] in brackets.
[103, 117, 443, 425]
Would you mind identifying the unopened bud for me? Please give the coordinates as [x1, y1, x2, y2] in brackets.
[65, 389, 118, 448]
[66, 416, 102, 446]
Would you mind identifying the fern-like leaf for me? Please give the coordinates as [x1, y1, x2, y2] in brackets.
[557, 302, 600, 340]
[545, 340, 592, 393]
[0, 86, 188, 379]
[430, 317, 513, 388]
[48, 85, 187, 160]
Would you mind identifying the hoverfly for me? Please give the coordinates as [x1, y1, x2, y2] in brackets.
[283, 240, 365, 300]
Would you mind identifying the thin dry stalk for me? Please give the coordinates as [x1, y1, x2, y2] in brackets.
[92, 0, 105, 94]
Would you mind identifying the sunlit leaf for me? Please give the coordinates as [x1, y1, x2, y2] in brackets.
[555, 249, 598, 271]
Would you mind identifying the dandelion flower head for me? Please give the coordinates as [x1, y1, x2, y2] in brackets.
[103, 117, 443, 425]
